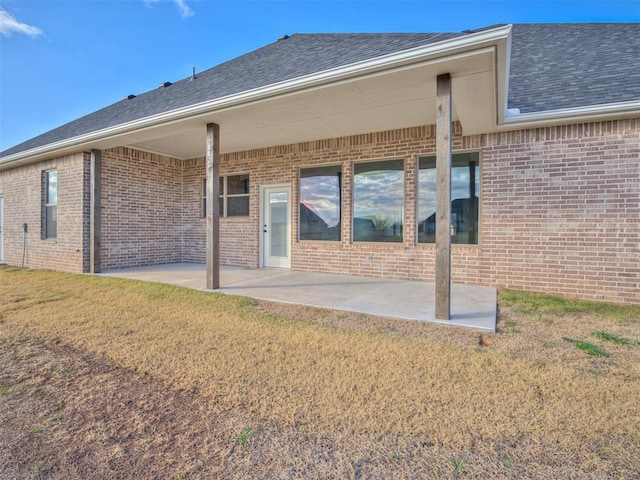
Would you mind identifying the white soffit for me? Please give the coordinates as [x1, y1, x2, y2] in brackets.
[128, 48, 497, 157]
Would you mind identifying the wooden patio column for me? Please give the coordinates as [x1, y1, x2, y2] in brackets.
[435, 74, 452, 320]
[206, 123, 221, 289]
[89, 149, 101, 274]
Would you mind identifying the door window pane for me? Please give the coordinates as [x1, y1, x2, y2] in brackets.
[418, 152, 479, 244]
[269, 192, 288, 257]
[353, 160, 404, 242]
[300, 165, 341, 241]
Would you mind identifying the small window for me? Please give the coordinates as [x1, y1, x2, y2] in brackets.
[44, 170, 57, 239]
[418, 152, 479, 245]
[202, 174, 250, 218]
[299, 165, 342, 241]
[353, 159, 404, 243]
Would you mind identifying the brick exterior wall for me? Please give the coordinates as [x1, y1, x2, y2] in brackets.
[480, 122, 639, 303]
[1, 118, 638, 304]
[185, 119, 639, 304]
[0, 152, 89, 272]
[100, 147, 183, 270]
[181, 158, 257, 267]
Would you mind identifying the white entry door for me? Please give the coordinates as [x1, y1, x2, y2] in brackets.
[262, 186, 291, 268]
[0, 196, 3, 262]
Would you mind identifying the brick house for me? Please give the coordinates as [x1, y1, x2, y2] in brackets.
[0, 23, 638, 305]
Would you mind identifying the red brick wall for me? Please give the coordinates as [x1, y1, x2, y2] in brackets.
[100, 147, 183, 270]
[180, 158, 206, 263]
[0, 152, 89, 272]
[480, 121, 639, 303]
[100, 152, 259, 269]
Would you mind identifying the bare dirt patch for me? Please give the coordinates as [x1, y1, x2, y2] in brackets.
[1, 267, 639, 478]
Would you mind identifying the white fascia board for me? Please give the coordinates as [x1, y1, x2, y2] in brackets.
[498, 100, 640, 130]
[0, 25, 511, 168]
[496, 29, 512, 125]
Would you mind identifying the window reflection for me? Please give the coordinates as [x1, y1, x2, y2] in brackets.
[353, 160, 404, 243]
[418, 153, 479, 244]
[299, 165, 341, 241]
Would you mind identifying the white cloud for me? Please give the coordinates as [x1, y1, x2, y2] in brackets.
[174, 0, 194, 18]
[144, 0, 194, 19]
[0, 8, 44, 38]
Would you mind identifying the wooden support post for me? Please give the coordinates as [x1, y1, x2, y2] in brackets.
[435, 73, 452, 320]
[206, 123, 221, 289]
[89, 149, 101, 274]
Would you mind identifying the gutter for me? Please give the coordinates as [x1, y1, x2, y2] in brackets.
[498, 100, 640, 129]
[0, 25, 512, 168]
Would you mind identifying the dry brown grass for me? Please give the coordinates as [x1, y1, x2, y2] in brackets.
[1, 266, 639, 478]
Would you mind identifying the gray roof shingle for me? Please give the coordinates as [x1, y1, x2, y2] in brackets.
[508, 24, 640, 113]
[2, 23, 639, 158]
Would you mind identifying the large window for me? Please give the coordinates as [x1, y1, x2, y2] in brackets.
[299, 165, 341, 241]
[202, 174, 250, 217]
[418, 152, 479, 245]
[353, 159, 404, 243]
[44, 170, 57, 239]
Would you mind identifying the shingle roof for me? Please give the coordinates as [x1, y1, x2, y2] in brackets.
[508, 24, 640, 113]
[2, 23, 639, 158]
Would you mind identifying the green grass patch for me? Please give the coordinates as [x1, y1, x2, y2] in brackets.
[500, 289, 640, 323]
[562, 337, 609, 357]
[33, 463, 50, 475]
[231, 426, 255, 446]
[592, 331, 637, 346]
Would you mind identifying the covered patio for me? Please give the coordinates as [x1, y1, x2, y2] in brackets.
[100, 263, 497, 331]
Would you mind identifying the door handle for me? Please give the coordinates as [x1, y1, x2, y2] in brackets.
[263, 224, 267, 233]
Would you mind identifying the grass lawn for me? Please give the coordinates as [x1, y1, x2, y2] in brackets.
[1, 267, 639, 479]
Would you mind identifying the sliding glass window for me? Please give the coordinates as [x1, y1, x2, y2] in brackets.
[418, 152, 479, 245]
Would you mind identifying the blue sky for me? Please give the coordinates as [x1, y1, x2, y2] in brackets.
[0, 0, 638, 152]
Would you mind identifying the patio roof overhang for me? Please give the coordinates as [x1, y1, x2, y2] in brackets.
[118, 38, 506, 160]
[0, 25, 512, 168]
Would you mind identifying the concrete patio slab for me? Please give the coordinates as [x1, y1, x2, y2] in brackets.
[101, 263, 497, 331]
